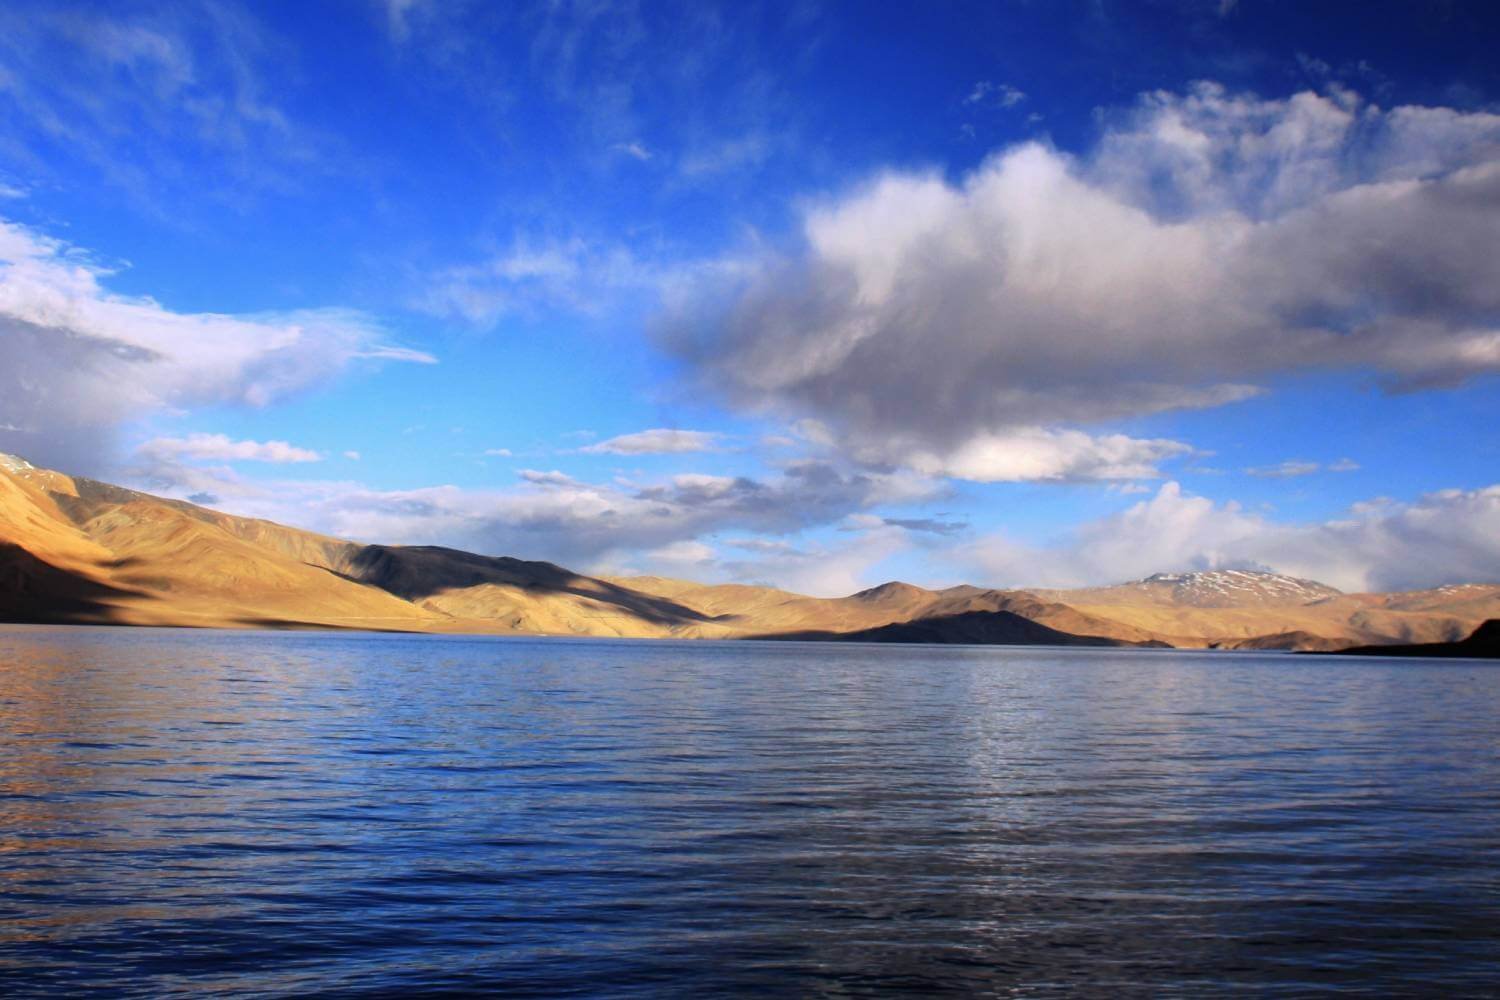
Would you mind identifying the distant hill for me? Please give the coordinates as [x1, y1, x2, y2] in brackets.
[1029, 568, 1500, 651]
[3, 452, 1499, 651]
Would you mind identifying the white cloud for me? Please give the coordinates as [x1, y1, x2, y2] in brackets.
[965, 481, 1500, 593]
[580, 428, 720, 455]
[660, 83, 1500, 482]
[139, 433, 323, 464]
[0, 218, 434, 472]
[519, 469, 578, 487]
[965, 80, 1026, 109]
[612, 140, 652, 161]
[354, 345, 438, 364]
[899, 427, 1193, 482]
[484, 447, 513, 457]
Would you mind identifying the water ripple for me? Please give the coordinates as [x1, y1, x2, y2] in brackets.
[1, 626, 1498, 996]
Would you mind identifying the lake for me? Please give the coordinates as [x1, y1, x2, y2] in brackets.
[2, 626, 1498, 996]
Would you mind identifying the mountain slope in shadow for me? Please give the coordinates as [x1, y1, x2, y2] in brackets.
[0, 543, 149, 624]
[340, 545, 722, 631]
[1329, 620, 1500, 658]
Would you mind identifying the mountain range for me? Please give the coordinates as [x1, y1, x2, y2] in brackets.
[3, 452, 1498, 652]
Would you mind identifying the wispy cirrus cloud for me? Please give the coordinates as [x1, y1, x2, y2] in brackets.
[964, 80, 1026, 109]
[1245, 458, 1359, 478]
[612, 140, 652, 161]
[417, 237, 658, 326]
[381, 0, 427, 42]
[874, 515, 967, 536]
[0, 1, 333, 210]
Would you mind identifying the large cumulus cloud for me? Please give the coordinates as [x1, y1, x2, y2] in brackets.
[660, 83, 1500, 481]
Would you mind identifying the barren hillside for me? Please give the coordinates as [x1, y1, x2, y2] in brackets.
[3, 454, 1497, 650]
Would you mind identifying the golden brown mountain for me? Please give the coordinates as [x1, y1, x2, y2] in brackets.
[2, 453, 1497, 651]
[1030, 569, 1500, 650]
[0, 454, 730, 637]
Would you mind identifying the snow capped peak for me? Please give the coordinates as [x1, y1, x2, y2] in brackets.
[0, 452, 36, 474]
[1133, 569, 1341, 607]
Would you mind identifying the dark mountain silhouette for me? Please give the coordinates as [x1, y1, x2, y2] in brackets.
[1331, 620, 1500, 659]
[757, 610, 1169, 647]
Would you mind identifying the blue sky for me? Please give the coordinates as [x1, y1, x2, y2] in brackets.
[2, 0, 1499, 594]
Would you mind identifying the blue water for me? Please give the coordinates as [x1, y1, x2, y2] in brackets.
[1, 626, 1498, 996]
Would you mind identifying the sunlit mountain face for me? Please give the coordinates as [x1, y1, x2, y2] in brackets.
[5, 454, 1497, 651]
[1, 0, 1498, 596]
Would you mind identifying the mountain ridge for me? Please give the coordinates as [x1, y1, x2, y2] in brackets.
[2, 453, 1498, 651]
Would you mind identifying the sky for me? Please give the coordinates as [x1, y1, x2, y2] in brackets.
[2, 0, 1499, 595]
